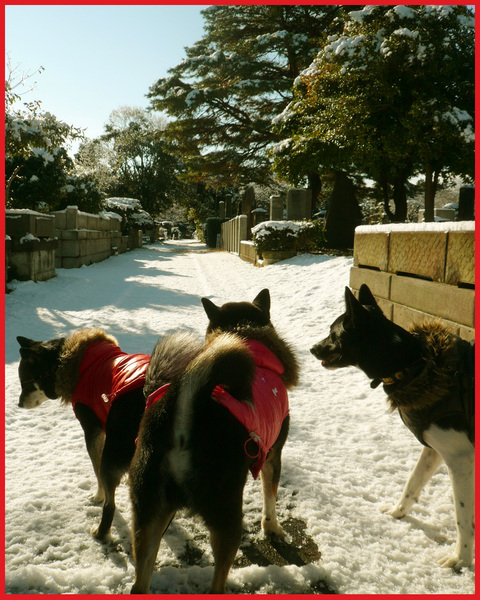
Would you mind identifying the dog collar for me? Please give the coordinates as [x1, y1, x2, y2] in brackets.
[370, 358, 427, 390]
[382, 371, 406, 386]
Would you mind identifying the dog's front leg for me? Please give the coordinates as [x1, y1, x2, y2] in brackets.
[425, 426, 475, 570]
[75, 404, 106, 503]
[383, 445, 443, 518]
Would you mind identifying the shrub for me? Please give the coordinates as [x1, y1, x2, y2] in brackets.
[251, 221, 301, 253]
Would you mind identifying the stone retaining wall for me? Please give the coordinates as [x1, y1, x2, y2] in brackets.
[220, 215, 248, 254]
[5, 210, 58, 282]
[54, 206, 124, 268]
[350, 222, 475, 341]
[5, 206, 137, 283]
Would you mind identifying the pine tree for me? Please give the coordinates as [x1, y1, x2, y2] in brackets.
[273, 4, 474, 222]
[147, 5, 349, 189]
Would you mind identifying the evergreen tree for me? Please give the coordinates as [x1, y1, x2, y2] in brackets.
[5, 61, 103, 212]
[273, 4, 474, 222]
[148, 5, 352, 190]
[99, 106, 189, 216]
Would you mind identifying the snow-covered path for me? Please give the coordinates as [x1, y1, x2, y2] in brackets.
[5, 241, 475, 594]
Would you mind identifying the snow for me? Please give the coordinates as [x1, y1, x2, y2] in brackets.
[185, 89, 201, 107]
[105, 197, 142, 212]
[251, 220, 302, 239]
[19, 233, 41, 243]
[390, 5, 415, 19]
[356, 221, 475, 234]
[31, 147, 54, 165]
[5, 240, 475, 594]
[348, 5, 376, 22]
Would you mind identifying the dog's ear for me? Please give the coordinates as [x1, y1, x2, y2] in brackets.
[358, 284, 381, 311]
[17, 336, 35, 348]
[252, 289, 270, 318]
[19, 346, 37, 360]
[201, 297, 221, 323]
[344, 287, 367, 327]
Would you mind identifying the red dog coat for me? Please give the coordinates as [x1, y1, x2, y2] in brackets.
[145, 340, 289, 479]
[71, 340, 150, 428]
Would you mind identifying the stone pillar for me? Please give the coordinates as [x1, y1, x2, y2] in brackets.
[241, 186, 255, 239]
[219, 201, 226, 219]
[65, 206, 79, 230]
[251, 208, 268, 227]
[225, 194, 232, 218]
[270, 195, 283, 220]
[458, 186, 475, 221]
[286, 188, 312, 220]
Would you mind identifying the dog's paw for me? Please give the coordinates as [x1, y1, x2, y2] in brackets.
[90, 490, 105, 504]
[262, 518, 291, 543]
[381, 504, 405, 519]
[90, 524, 108, 540]
[438, 553, 472, 571]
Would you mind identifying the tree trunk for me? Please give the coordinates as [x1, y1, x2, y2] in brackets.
[325, 171, 362, 248]
[392, 171, 408, 222]
[307, 172, 322, 218]
[379, 171, 395, 222]
[424, 162, 439, 222]
[5, 165, 21, 207]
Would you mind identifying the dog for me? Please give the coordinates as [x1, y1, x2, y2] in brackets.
[129, 289, 299, 593]
[16, 329, 200, 540]
[310, 284, 475, 570]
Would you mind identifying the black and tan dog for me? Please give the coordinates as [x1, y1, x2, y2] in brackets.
[311, 284, 475, 570]
[17, 329, 199, 540]
[129, 289, 299, 594]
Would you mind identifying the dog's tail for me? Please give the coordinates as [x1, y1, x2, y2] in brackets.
[144, 331, 204, 398]
[182, 333, 255, 403]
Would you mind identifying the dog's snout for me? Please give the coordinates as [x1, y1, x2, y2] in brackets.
[310, 341, 326, 359]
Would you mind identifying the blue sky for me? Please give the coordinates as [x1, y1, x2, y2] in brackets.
[5, 5, 209, 141]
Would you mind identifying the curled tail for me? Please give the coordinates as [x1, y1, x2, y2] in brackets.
[144, 331, 203, 398]
[183, 333, 255, 403]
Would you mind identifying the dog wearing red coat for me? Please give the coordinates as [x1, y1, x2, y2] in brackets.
[17, 328, 199, 539]
[129, 289, 299, 594]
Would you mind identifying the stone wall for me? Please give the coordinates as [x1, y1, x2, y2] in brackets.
[5, 210, 58, 282]
[5, 206, 138, 283]
[350, 222, 475, 341]
[220, 215, 248, 254]
[54, 206, 124, 268]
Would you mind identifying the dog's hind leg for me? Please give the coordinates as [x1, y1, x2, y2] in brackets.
[424, 426, 475, 570]
[130, 508, 176, 594]
[75, 403, 106, 503]
[92, 391, 145, 539]
[383, 445, 443, 519]
[209, 517, 243, 594]
[260, 449, 286, 539]
[260, 417, 289, 539]
[91, 465, 122, 539]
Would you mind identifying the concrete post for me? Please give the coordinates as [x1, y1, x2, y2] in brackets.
[219, 201, 225, 219]
[458, 186, 475, 221]
[65, 206, 79, 230]
[286, 189, 312, 220]
[270, 195, 283, 220]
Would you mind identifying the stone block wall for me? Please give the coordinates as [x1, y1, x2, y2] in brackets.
[350, 223, 475, 341]
[5, 206, 137, 283]
[5, 210, 58, 282]
[54, 206, 123, 268]
[220, 215, 248, 254]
